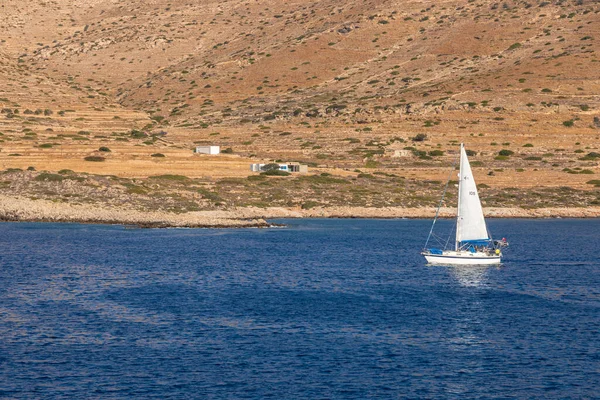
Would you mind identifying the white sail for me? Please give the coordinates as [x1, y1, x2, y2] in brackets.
[456, 144, 489, 247]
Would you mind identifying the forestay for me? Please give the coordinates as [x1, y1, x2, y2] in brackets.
[456, 144, 489, 247]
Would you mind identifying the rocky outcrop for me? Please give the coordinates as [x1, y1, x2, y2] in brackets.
[0, 195, 269, 228]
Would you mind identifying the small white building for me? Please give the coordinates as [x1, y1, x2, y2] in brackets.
[195, 145, 220, 155]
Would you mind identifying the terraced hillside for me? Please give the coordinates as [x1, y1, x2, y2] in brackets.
[0, 0, 599, 214]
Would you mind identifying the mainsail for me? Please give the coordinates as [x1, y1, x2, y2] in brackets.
[456, 144, 489, 248]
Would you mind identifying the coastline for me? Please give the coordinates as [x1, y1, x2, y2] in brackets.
[0, 195, 270, 228]
[235, 206, 600, 220]
[1, 195, 600, 228]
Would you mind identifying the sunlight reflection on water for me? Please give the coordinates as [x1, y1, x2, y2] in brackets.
[448, 265, 491, 288]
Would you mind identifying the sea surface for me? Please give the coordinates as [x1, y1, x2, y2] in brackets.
[0, 219, 598, 398]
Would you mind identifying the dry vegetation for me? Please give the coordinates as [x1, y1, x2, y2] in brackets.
[0, 0, 599, 214]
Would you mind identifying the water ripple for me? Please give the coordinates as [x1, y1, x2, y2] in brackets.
[0, 219, 598, 398]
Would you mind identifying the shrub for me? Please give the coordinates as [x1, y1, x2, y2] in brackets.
[429, 150, 444, 156]
[564, 168, 594, 174]
[130, 130, 147, 139]
[261, 169, 290, 176]
[84, 156, 105, 162]
[562, 120, 574, 127]
[98, 146, 111, 152]
[261, 163, 281, 172]
[34, 173, 64, 182]
[39, 143, 53, 148]
[247, 175, 267, 182]
[197, 188, 223, 203]
[125, 185, 147, 195]
[412, 133, 427, 142]
[498, 149, 514, 156]
[466, 149, 477, 157]
[150, 174, 189, 181]
[151, 153, 165, 157]
[357, 173, 375, 179]
[222, 147, 233, 154]
[365, 159, 379, 168]
[299, 175, 348, 184]
[580, 152, 600, 160]
[523, 143, 534, 147]
[301, 201, 320, 210]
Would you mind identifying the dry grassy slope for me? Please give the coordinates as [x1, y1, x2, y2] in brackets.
[0, 0, 599, 201]
[0, 1, 151, 171]
[0, 51, 155, 176]
[17, 0, 597, 119]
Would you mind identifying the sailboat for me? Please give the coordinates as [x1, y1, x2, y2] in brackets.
[422, 144, 507, 265]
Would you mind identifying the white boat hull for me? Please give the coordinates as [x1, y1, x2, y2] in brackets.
[423, 251, 501, 265]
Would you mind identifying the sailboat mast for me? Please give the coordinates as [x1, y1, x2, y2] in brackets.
[455, 143, 463, 251]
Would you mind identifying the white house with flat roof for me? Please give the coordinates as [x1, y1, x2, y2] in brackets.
[195, 145, 220, 155]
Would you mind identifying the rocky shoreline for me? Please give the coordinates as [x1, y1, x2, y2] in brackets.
[0, 195, 270, 228]
[1, 196, 599, 228]
[234, 206, 600, 219]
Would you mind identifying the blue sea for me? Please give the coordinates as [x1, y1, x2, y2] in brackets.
[0, 219, 598, 398]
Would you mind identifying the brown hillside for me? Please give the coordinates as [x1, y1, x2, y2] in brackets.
[0, 0, 599, 212]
